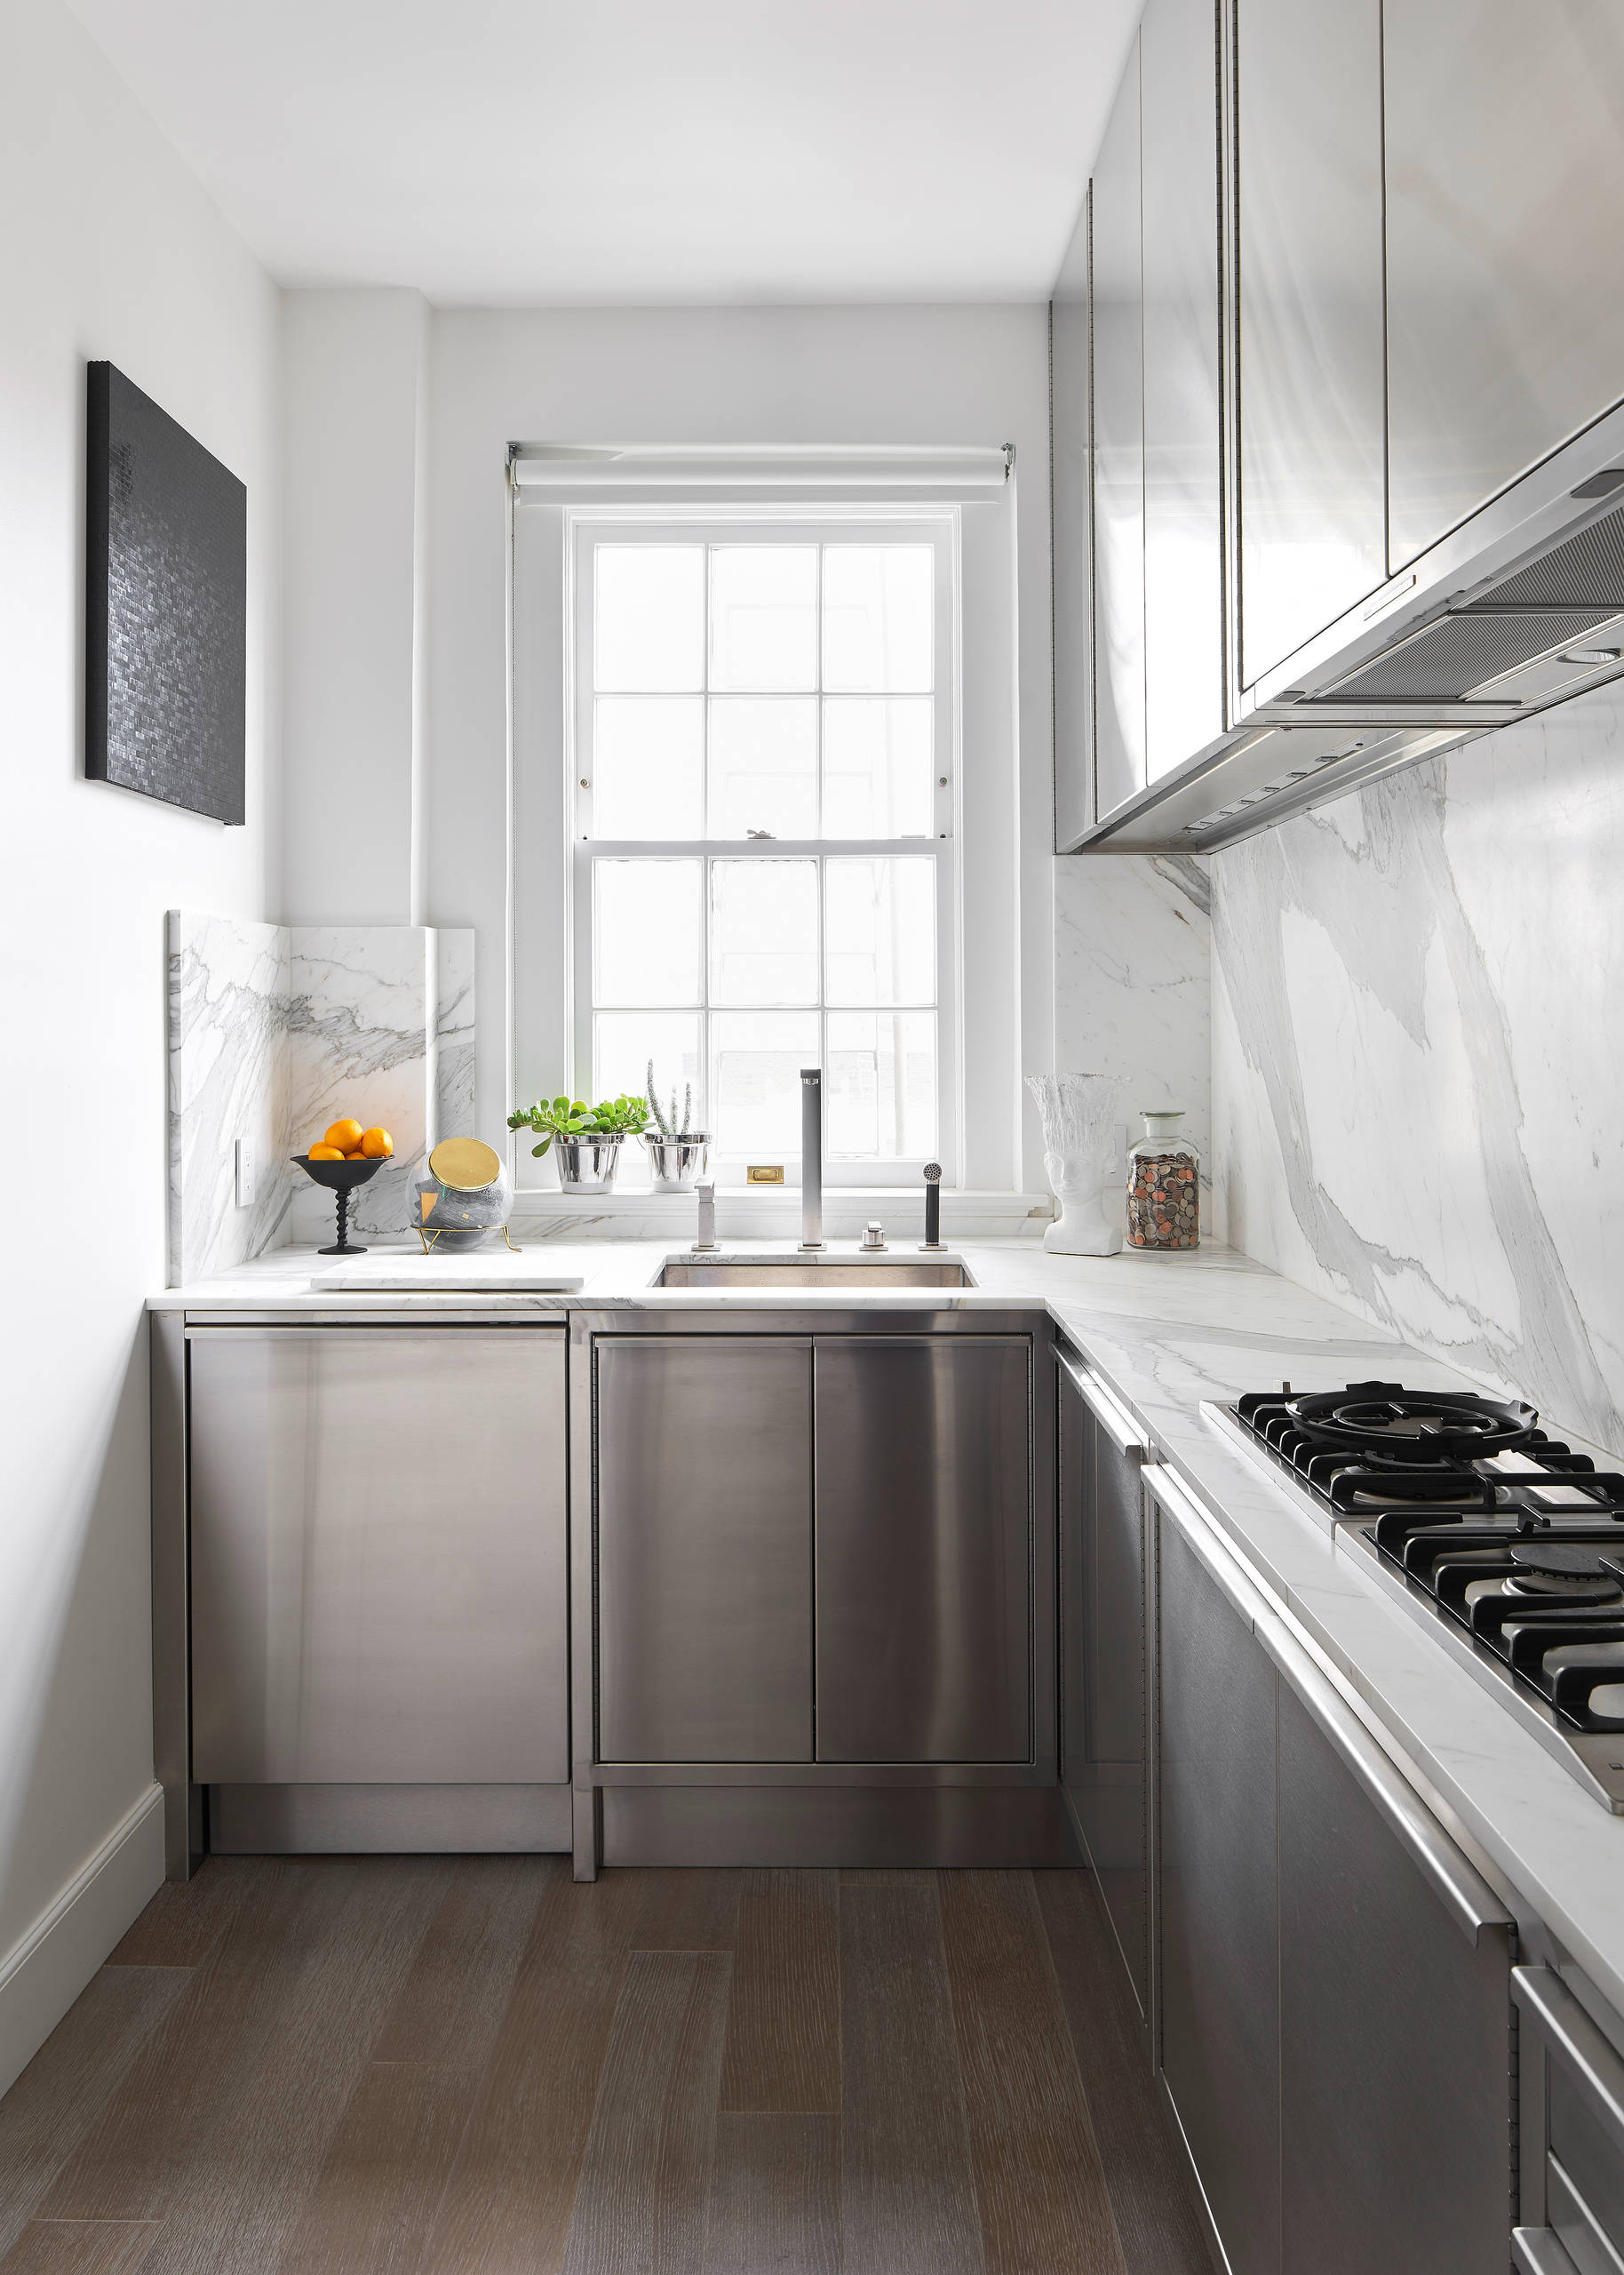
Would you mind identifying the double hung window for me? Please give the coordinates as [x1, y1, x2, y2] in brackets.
[571, 521, 956, 1181]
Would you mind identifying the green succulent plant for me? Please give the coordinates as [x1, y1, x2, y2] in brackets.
[506, 1091, 650, 1159]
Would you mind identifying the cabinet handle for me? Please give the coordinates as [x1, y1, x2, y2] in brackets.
[1055, 1345, 1149, 1457]
[1515, 1967, 1624, 2155]
[1511, 2230, 1582, 2275]
[1146, 1462, 1512, 1948]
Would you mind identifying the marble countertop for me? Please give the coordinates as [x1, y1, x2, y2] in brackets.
[152, 1235, 1624, 2015]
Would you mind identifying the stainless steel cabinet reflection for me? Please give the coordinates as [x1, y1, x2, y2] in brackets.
[594, 1336, 815, 1764]
[1385, 0, 1624, 571]
[1091, 32, 1148, 818]
[813, 1337, 1031, 1763]
[1234, 0, 1386, 686]
[189, 1327, 568, 1784]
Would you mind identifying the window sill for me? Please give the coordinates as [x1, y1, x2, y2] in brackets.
[509, 1186, 1053, 1241]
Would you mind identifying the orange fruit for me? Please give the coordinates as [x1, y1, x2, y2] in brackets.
[345, 1150, 366, 1161]
[360, 1126, 394, 1159]
[324, 1117, 364, 1153]
[307, 1143, 345, 1161]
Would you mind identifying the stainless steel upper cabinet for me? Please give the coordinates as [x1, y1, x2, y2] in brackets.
[594, 1336, 814, 1764]
[1052, 189, 1094, 851]
[1141, 0, 1225, 779]
[1091, 36, 1147, 818]
[1235, 0, 1386, 688]
[1385, 0, 1624, 571]
[813, 1337, 1031, 1763]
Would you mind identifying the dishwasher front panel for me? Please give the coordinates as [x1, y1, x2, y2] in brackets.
[188, 1327, 568, 1784]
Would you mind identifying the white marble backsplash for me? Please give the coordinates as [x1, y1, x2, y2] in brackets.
[168, 913, 476, 1282]
[168, 912, 292, 1284]
[1212, 687, 1624, 1457]
[1052, 851, 1211, 1236]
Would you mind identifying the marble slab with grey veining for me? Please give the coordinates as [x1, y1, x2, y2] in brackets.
[168, 913, 476, 1280]
[167, 910, 291, 1284]
[1212, 685, 1624, 1460]
[1052, 850, 1211, 1231]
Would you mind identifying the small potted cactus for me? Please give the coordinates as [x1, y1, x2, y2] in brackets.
[640, 1060, 711, 1193]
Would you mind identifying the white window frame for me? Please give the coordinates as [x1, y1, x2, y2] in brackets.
[565, 509, 962, 1187]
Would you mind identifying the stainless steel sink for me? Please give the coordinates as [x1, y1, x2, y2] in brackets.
[655, 1254, 974, 1288]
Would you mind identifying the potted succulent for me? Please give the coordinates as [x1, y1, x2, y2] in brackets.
[640, 1060, 712, 1193]
[507, 1091, 649, 1193]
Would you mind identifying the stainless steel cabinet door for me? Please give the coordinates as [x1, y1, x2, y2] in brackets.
[1058, 1361, 1150, 2019]
[594, 1337, 813, 1764]
[189, 1328, 568, 1784]
[1053, 188, 1094, 851]
[1091, 36, 1147, 818]
[1141, 0, 1225, 780]
[1235, 0, 1386, 686]
[1385, 0, 1624, 571]
[814, 1337, 1031, 1763]
[1278, 1682, 1513, 2275]
[1158, 1509, 1282, 2275]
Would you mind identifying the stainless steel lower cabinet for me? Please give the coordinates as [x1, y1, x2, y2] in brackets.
[594, 1336, 814, 1763]
[1278, 1681, 1514, 2274]
[1157, 1502, 1283, 2275]
[187, 1326, 569, 1799]
[1057, 1346, 1152, 2024]
[1150, 1465, 1516, 2275]
[813, 1336, 1031, 1763]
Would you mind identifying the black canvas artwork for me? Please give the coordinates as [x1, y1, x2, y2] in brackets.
[85, 362, 246, 825]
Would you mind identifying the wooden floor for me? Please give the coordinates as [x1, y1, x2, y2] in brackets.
[0, 1857, 1210, 2274]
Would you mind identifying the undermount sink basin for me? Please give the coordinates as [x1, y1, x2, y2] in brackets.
[655, 1253, 974, 1288]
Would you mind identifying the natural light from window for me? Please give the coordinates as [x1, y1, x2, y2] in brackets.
[576, 532, 949, 1169]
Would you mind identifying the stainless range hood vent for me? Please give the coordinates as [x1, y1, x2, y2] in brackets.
[1319, 611, 1614, 703]
[1079, 488, 1624, 853]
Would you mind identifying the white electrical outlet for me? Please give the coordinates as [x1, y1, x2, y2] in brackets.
[235, 1138, 256, 1209]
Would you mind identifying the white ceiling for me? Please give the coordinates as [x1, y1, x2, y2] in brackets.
[65, 0, 1136, 306]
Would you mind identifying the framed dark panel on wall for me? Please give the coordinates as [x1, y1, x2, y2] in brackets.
[86, 361, 246, 825]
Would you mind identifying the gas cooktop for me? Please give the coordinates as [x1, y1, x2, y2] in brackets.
[1204, 1380, 1624, 1813]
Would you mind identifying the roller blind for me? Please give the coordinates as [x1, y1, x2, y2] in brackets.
[509, 442, 1012, 503]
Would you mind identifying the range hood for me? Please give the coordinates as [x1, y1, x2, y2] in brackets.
[1084, 468, 1624, 852]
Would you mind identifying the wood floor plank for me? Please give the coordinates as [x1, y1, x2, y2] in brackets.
[631, 1871, 742, 1953]
[418, 1864, 646, 2275]
[40, 1856, 451, 2274]
[106, 1865, 243, 1971]
[0, 1968, 190, 2257]
[704, 2114, 840, 2275]
[840, 1877, 985, 2275]
[719, 1872, 839, 2115]
[0, 2222, 160, 2274]
[275, 2063, 478, 2274]
[369, 1856, 549, 2071]
[940, 1872, 1126, 2275]
[1034, 1872, 1209, 2275]
[561, 1948, 731, 2275]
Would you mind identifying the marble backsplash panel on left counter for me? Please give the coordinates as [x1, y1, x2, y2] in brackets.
[168, 911, 476, 1283]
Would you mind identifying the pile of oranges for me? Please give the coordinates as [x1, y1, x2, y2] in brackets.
[307, 1117, 394, 1163]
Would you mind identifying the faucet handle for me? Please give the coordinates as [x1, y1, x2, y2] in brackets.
[860, 1221, 888, 1252]
[692, 1180, 719, 1254]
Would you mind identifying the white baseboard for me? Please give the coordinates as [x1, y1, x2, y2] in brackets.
[0, 1784, 165, 2101]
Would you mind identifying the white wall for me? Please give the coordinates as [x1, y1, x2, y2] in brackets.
[0, 0, 279, 2087]
[416, 304, 1057, 1188]
[281, 287, 428, 925]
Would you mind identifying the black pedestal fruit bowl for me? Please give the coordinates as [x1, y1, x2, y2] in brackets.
[291, 1154, 385, 1255]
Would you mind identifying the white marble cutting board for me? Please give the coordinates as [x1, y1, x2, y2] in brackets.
[309, 1249, 586, 1292]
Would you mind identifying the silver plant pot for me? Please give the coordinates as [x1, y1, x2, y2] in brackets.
[554, 1134, 625, 1193]
[641, 1132, 712, 1193]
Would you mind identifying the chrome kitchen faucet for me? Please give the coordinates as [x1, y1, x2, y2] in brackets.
[800, 1067, 824, 1252]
